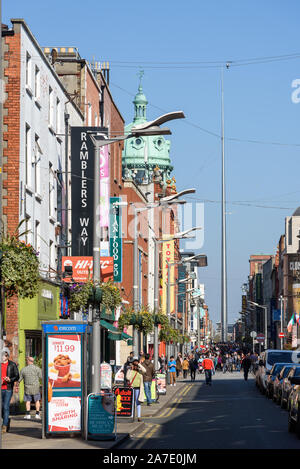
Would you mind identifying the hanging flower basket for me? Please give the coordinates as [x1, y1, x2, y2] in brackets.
[68, 279, 122, 314]
[101, 280, 122, 312]
[69, 281, 93, 313]
[0, 221, 40, 299]
[153, 310, 169, 327]
[118, 305, 154, 334]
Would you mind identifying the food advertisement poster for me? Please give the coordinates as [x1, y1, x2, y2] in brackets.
[47, 334, 82, 389]
[48, 397, 81, 432]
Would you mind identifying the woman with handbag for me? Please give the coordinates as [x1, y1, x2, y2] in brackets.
[126, 357, 146, 422]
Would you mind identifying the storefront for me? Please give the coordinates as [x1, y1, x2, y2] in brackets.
[18, 279, 60, 405]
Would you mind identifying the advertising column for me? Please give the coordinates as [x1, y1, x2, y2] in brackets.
[42, 322, 89, 437]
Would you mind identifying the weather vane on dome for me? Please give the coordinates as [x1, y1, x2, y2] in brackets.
[137, 69, 144, 89]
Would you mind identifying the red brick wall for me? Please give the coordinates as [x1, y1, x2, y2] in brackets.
[2, 31, 21, 360]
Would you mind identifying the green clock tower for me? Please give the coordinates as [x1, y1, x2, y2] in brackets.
[122, 72, 174, 187]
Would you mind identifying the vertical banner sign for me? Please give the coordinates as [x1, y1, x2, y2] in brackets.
[110, 197, 122, 282]
[162, 236, 175, 314]
[100, 145, 110, 228]
[70, 127, 108, 256]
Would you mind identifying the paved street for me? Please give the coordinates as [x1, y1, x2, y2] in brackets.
[119, 371, 300, 450]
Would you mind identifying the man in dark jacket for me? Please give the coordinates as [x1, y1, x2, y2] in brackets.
[1, 348, 19, 433]
[143, 353, 155, 406]
[242, 353, 252, 381]
[189, 355, 198, 382]
[123, 356, 132, 386]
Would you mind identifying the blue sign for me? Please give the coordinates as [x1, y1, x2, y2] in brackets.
[272, 309, 281, 322]
[42, 323, 89, 334]
[87, 393, 116, 440]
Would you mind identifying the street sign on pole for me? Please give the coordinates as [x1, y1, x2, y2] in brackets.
[250, 331, 257, 338]
[256, 333, 265, 343]
[278, 332, 285, 339]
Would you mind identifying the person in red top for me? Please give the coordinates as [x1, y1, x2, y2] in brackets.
[202, 355, 215, 386]
[1, 348, 19, 433]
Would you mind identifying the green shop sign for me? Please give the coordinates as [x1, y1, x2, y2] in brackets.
[110, 197, 122, 283]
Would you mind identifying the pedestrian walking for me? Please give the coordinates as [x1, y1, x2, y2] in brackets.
[189, 355, 198, 382]
[202, 356, 215, 386]
[123, 356, 132, 386]
[168, 355, 177, 386]
[19, 356, 42, 420]
[158, 354, 166, 373]
[182, 357, 189, 379]
[242, 353, 252, 381]
[176, 355, 182, 378]
[1, 348, 19, 433]
[126, 357, 146, 422]
[142, 353, 155, 406]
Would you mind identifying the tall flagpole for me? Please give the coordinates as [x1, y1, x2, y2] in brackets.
[221, 65, 228, 342]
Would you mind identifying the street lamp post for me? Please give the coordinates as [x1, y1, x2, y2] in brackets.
[280, 295, 284, 350]
[248, 301, 268, 350]
[88, 110, 185, 392]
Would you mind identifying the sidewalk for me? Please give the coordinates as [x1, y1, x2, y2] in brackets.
[2, 379, 188, 449]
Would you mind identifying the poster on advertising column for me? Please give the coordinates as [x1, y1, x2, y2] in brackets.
[162, 237, 175, 314]
[47, 334, 82, 389]
[48, 397, 81, 433]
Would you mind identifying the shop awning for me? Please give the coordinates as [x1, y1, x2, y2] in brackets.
[100, 319, 132, 343]
[100, 319, 119, 334]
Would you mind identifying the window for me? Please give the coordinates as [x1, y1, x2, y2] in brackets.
[25, 217, 32, 245]
[56, 97, 61, 134]
[34, 65, 40, 100]
[88, 102, 92, 126]
[49, 86, 54, 128]
[288, 218, 292, 245]
[49, 240, 54, 270]
[34, 134, 42, 194]
[49, 166, 56, 218]
[25, 123, 31, 186]
[35, 220, 40, 251]
[26, 52, 32, 89]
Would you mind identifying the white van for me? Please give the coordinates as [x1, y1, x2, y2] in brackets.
[262, 350, 300, 371]
[256, 349, 300, 393]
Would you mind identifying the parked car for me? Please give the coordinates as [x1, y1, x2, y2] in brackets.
[287, 376, 300, 437]
[265, 363, 291, 399]
[256, 350, 300, 395]
[280, 365, 300, 410]
[273, 364, 294, 404]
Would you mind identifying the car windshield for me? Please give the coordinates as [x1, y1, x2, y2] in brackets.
[273, 363, 287, 375]
[282, 366, 293, 378]
[267, 352, 300, 366]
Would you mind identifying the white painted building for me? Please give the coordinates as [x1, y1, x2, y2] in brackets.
[15, 19, 83, 278]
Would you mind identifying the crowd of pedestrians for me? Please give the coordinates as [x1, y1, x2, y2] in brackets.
[156, 342, 259, 387]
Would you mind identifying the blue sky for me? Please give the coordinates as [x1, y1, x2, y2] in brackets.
[3, 0, 300, 326]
